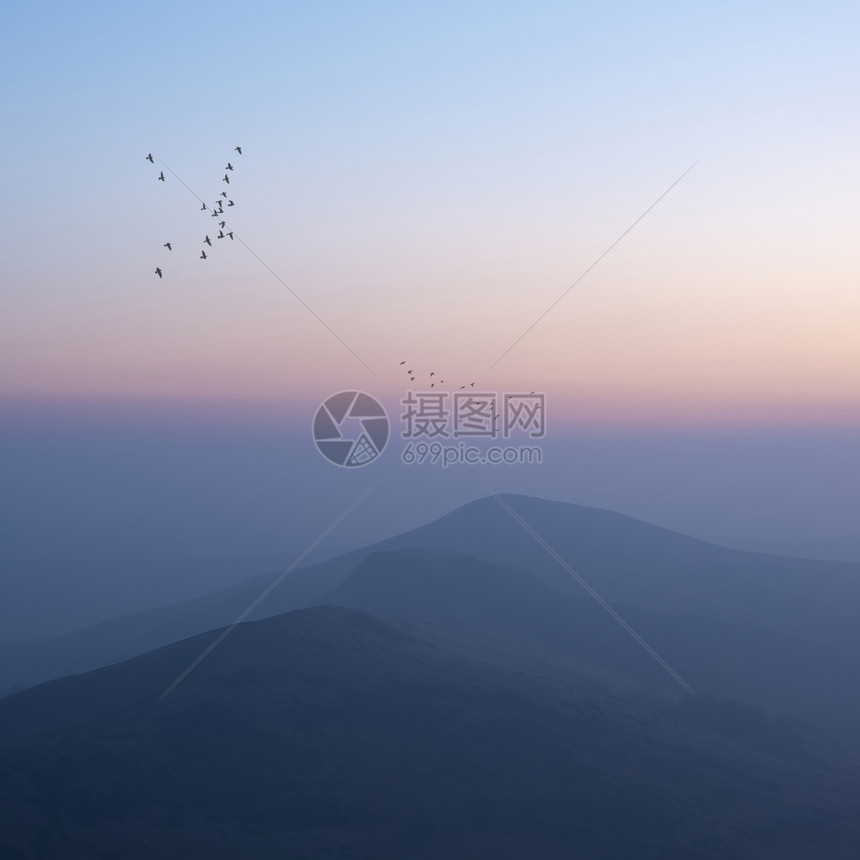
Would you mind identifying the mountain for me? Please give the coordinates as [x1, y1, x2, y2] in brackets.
[1, 605, 859, 859]
[4, 495, 860, 741]
[313, 547, 860, 758]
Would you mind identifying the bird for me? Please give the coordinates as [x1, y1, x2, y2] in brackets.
[155, 267, 162, 278]
[146, 153, 154, 163]
[226, 231, 234, 240]
[227, 200, 234, 207]
[200, 250, 207, 260]
[217, 230, 225, 239]
[220, 191, 228, 198]
[470, 382, 475, 387]
[459, 386, 465, 390]
[163, 242, 172, 251]
[201, 202, 207, 210]
[431, 383, 435, 389]
[226, 163, 233, 171]
[235, 146, 242, 154]
[223, 174, 230, 184]
[430, 372, 435, 377]
[204, 235, 212, 246]
[158, 172, 165, 181]
[410, 377, 415, 381]
[211, 210, 220, 217]
[399, 361, 406, 365]
[219, 220, 226, 228]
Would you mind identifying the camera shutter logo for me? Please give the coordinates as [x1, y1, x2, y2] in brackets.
[313, 391, 390, 467]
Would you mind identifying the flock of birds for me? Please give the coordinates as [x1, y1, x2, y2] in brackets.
[144, 148, 535, 411]
[396, 362, 539, 429]
[148, 147, 243, 278]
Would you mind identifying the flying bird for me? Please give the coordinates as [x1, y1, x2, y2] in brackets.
[227, 200, 234, 206]
[220, 191, 228, 198]
[158, 172, 165, 181]
[200, 250, 207, 260]
[223, 174, 230, 184]
[155, 267, 162, 278]
[163, 242, 172, 250]
[225, 163, 233, 171]
[430, 372, 435, 377]
[219, 220, 226, 228]
[201, 202, 207, 210]
[146, 153, 154, 163]
[234, 146, 242, 154]
[204, 235, 212, 246]
[217, 230, 225, 239]
[226, 231, 234, 240]
[399, 361, 406, 365]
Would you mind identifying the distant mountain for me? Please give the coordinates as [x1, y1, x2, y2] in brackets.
[2, 606, 859, 859]
[314, 547, 860, 758]
[4, 494, 860, 742]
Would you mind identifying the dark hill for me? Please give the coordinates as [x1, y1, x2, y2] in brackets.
[1, 606, 859, 859]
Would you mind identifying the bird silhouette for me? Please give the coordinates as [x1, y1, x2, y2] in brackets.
[220, 191, 228, 198]
[410, 377, 415, 381]
[211, 210, 220, 217]
[399, 361, 406, 365]
[146, 153, 154, 163]
[430, 372, 435, 377]
[235, 146, 242, 154]
[201, 202, 207, 210]
[200, 250, 207, 260]
[226, 232, 234, 240]
[217, 230, 225, 239]
[163, 242, 172, 251]
[158, 172, 165, 181]
[155, 267, 162, 278]
[227, 200, 234, 206]
[226, 163, 233, 171]
[223, 174, 230, 184]
[219, 220, 226, 228]
[204, 235, 212, 246]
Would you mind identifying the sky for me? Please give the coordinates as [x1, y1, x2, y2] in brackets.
[1, 2, 859, 634]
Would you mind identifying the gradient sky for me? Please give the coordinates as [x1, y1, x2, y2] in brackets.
[2, 3, 859, 632]
[3, 1, 858, 424]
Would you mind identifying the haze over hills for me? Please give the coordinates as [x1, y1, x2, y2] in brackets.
[3, 495, 859, 757]
[2, 604, 859, 859]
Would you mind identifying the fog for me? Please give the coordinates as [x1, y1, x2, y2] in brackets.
[2, 410, 858, 642]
